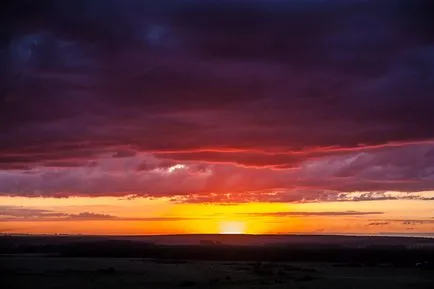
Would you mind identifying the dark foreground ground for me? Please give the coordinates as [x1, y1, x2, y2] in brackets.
[2, 256, 434, 289]
[1, 235, 434, 288]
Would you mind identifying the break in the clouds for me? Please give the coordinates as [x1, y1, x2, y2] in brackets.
[1, 0, 434, 201]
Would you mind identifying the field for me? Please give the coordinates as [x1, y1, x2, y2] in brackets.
[1, 235, 434, 288]
[2, 256, 434, 289]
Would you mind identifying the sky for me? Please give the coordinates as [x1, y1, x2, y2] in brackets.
[1, 0, 434, 235]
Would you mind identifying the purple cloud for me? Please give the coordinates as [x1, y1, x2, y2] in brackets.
[1, 145, 434, 201]
[1, 0, 434, 201]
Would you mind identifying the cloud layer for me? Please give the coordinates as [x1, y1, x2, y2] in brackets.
[244, 211, 384, 217]
[0, 206, 116, 221]
[0, 206, 204, 222]
[1, 0, 434, 201]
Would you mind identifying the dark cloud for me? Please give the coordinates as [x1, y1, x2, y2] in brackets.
[112, 150, 137, 158]
[2, 145, 434, 200]
[401, 220, 434, 225]
[155, 151, 308, 169]
[336, 192, 434, 202]
[0, 206, 67, 218]
[367, 222, 390, 226]
[0, 206, 115, 220]
[244, 211, 384, 217]
[63, 212, 116, 220]
[364, 219, 434, 226]
[0, 205, 204, 222]
[1, 0, 434, 160]
[1, 0, 434, 200]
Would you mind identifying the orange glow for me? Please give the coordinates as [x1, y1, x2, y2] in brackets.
[1, 196, 433, 235]
[219, 221, 246, 234]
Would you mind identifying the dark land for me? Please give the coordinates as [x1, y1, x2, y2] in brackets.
[1, 234, 434, 288]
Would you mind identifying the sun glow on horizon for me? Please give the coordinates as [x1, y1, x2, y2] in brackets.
[219, 221, 246, 234]
[1, 196, 433, 235]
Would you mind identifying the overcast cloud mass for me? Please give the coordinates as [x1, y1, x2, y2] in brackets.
[1, 0, 434, 204]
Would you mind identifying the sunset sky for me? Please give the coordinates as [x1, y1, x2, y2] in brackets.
[1, 0, 434, 235]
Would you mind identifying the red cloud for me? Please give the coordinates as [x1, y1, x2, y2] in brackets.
[2, 0, 434, 202]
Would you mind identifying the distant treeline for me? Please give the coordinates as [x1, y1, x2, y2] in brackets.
[1, 237, 434, 265]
